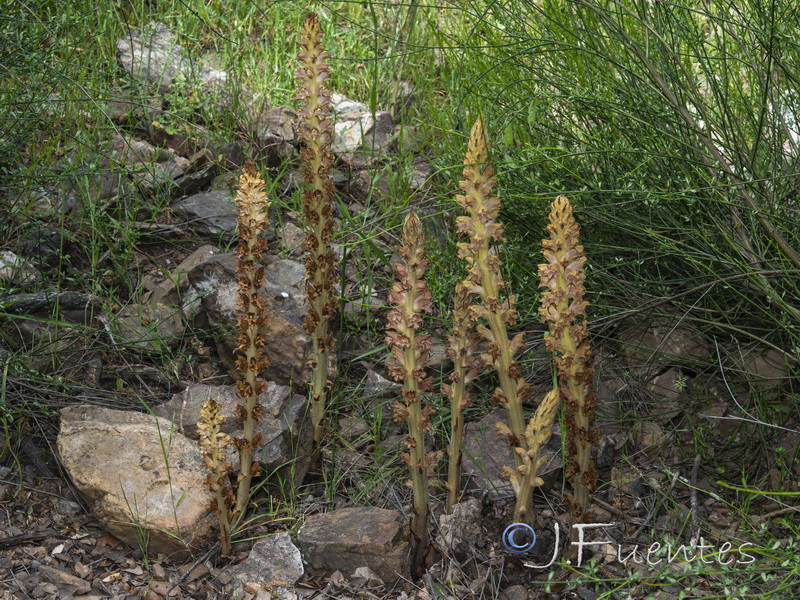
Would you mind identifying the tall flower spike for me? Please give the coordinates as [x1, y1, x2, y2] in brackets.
[386, 209, 436, 580]
[232, 160, 270, 515]
[538, 195, 598, 523]
[295, 12, 337, 450]
[197, 398, 235, 556]
[456, 116, 534, 524]
[443, 280, 481, 512]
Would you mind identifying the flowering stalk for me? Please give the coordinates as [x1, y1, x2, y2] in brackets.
[455, 117, 534, 524]
[295, 12, 337, 449]
[232, 161, 270, 515]
[538, 195, 598, 522]
[501, 389, 560, 522]
[197, 398, 234, 556]
[386, 209, 436, 580]
[443, 280, 481, 512]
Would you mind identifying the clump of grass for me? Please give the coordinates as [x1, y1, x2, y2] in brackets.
[386, 208, 436, 580]
[455, 116, 535, 524]
[295, 12, 338, 451]
[539, 195, 597, 523]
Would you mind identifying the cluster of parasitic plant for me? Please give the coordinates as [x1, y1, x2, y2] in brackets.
[389, 117, 596, 573]
[197, 161, 271, 556]
[196, 11, 597, 571]
[196, 13, 339, 556]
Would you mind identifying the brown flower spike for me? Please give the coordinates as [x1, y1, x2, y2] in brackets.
[538, 195, 598, 523]
[386, 209, 437, 580]
[443, 280, 481, 511]
[197, 398, 235, 556]
[456, 117, 534, 523]
[232, 160, 270, 515]
[296, 12, 338, 449]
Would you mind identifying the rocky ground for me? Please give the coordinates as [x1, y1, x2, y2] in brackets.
[1, 21, 798, 600]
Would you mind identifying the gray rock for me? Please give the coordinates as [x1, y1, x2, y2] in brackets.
[462, 408, 561, 500]
[618, 316, 710, 376]
[331, 93, 394, 153]
[63, 134, 188, 201]
[733, 347, 789, 399]
[57, 405, 216, 558]
[0, 250, 41, 286]
[296, 507, 409, 585]
[116, 22, 227, 92]
[224, 533, 303, 599]
[147, 244, 220, 307]
[331, 93, 369, 119]
[110, 302, 184, 352]
[188, 252, 315, 385]
[253, 106, 297, 164]
[436, 498, 484, 562]
[171, 190, 238, 238]
[154, 382, 312, 488]
[277, 221, 305, 256]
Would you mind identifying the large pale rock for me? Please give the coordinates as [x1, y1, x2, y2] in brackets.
[116, 22, 226, 92]
[330, 94, 393, 153]
[0, 250, 41, 286]
[57, 405, 216, 558]
[222, 533, 303, 600]
[188, 253, 314, 385]
[252, 106, 297, 164]
[63, 134, 198, 201]
[296, 507, 409, 585]
[154, 382, 312, 488]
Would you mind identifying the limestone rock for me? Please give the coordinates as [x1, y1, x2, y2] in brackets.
[223, 533, 303, 600]
[296, 507, 409, 584]
[188, 252, 314, 386]
[146, 244, 219, 309]
[154, 382, 312, 488]
[330, 93, 394, 153]
[116, 22, 226, 92]
[57, 405, 216, 558]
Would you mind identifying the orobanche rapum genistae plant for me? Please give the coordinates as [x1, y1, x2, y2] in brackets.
[197, 161, 271, 555]
[539, 195, 598, 525]
[455, 116, 542, 525]
[295, 12, 338, 452]
[443, 279, 481, 511]
[386, 209, 438, 580]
